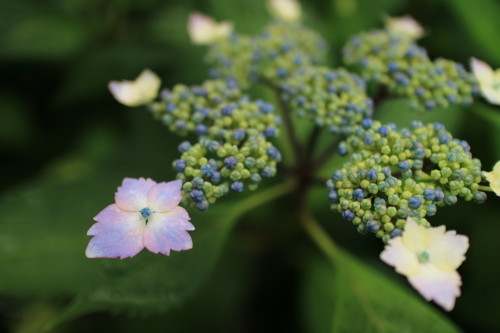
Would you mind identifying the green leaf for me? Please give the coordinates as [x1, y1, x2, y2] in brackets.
[302, 250, 461, 333]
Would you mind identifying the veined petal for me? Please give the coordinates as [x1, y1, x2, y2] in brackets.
[108, 69, 161, 107]
[147, 179, 183, 213]
[380, 236, 421, 276]
[86, 204, 145, 259]
[408, 265, 462, 311]
[385, 15, 424, 39]
[266, 0, 302, 22]
[187, 12, 233, 45]
[402, 218, 430, 253]
[143, 207, 194, 256]
[485, 161, 500, 196]
[115, 177, 157, 212]
[481, 86, 500, 105]
[471, 57, 494, 86]
[427, 228, 469, 270]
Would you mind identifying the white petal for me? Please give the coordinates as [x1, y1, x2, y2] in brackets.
[385, 15, 424, 39]
[143, 207, 194, 256]
[485, 161, 500, 196]
[427, 228, 469, 270]
[115, 177, 157, 212]
[408, 265, 462, 311]
[187, 12, 233, 45]
[380, 237, 421, 276]
[147, 179, 183, 213]
[401, 217, 430, 253]
[266, 0, 302, 22]
[108, 69, 161, 107]
[471, 57, 494, 86]
[481, 86, 500, 106]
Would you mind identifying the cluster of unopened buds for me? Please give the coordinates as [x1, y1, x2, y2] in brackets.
[88, 0, 500, 312]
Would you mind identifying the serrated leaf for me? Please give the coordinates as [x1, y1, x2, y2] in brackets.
[302, 250, 461, 333]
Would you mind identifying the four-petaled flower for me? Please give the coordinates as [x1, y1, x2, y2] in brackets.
[485, 160, 500, 196]
[108, 69, 161, 107]
[471, 57, 500, 105]
[187, 12, 233, 45]
[380, 218, 469, 311]
[384, 15, 424, 40]
[86, 178, 194, 259]
[266, 0, 302, 22]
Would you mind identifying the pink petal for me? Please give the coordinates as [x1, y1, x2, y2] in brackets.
[143, 207, 194, 256]
[86, 204, 146, 259]
[115, 177, 156, 212]
[147, 179, 183, 213]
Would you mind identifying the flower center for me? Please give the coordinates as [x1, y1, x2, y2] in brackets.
[140, 207, 152, 219]
[417, 251, 430, 263]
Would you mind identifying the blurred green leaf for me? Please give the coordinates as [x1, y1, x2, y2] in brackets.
[0, 93, 33, 149]
[302, 250, 460, 333]
[444, 0, 500, 63]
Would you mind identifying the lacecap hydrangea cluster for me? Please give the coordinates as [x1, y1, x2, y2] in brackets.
[206, 21, 327, 87]
[280, 67, 373, 134]
[150, 78, 282, 210]
[326, 120, 486, 242]
[342, 29, 479, 110]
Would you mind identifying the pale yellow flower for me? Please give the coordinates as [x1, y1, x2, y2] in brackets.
[108, 69, 161, 107]
[484, 161, 500, 196]
[384, 15, 424, 40]
[187, 12, 233, 45]
[380, 218, 469, 311]
[470, 57, 500, 105]
[266, 0, 302, 22]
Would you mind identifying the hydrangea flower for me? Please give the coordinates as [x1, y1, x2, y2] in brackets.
[470, 57, 500, 105]
[384, 14, 424, 40]
[187, 12, 233, 45]
[108, 69, 161, 107]
[86, 178, 194, 259]
[266, 0, 302, 22]
[380, 218, 469, 311]
[485, 160, 500, 196]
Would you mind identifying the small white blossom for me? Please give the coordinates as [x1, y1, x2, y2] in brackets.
[484, 160, 500, 196]
[108, 69, 161, 107]
[380, 218, 469, 311]
[470, 57, 500, 105]
[187, 12, 233, 45]
[385, 15, 424, 40]
[266, 0, 302, 22]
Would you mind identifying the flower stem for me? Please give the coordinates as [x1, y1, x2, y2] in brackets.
[478, 185, 494, 192]
[305, 126, 321, 161]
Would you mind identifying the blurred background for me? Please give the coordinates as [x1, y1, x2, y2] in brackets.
[0, 0, 499, 332]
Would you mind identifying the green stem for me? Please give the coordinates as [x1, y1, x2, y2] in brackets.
[300, 209, 386, 333]
[478, 185, 494, 192]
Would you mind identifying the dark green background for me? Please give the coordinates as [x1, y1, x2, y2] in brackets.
[1, 0, 499, 332]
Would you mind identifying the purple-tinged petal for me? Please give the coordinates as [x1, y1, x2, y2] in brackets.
[86, 204, 146, 259]
[115, 177, 156, 212]
[147, 179, 183, 213]
[143, 207, 194, 256]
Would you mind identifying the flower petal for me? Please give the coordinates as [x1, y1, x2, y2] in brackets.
[187, 12, 233, 45]
[408, 265, 462, 311]
[86, 204, 145, 259]
[108, 69, 161, 107]
[402, 217, 431, 253]
[266, 0, 302, 22]
[471, 57, 494, 86]
[147, 179, 183, 213]
[143, 207, 194, 256]
[115, 177, 157, 212]
[485, 161, 500, 195]
[385, 15, 424, 40]
[427, 228, 469, 270]
[380, 236, 421, 276]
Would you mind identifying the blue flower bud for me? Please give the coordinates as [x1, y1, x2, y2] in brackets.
[378, 126, 389, 137]
[197, 199, 209, 211]
[221, 104, 236, 116]
[390, 228, 403, 238]
[341, 209, 355, 221]
[473, 191, 487, 204]
[200, 164, 214, 177]
[261, 166, 276, 178]
[366, 220, 381, 233]
[178, 141, 191, 153]
[439, 135, 451, 144]
[224, 156, 238, 169]
[444, 194, 458, 205]
[166, 103, 176, 113]
[388, 62, 398, 72]
[433, 123, 445, 130]
[267, 146, 281, 160]
[374, 198, 386, 207]
[230, 181, 244, 192]
[353, 188, 365, 201]
[233, 129, 245, 140]
[332, 170, 344, 181]
[363, 135, 374, 145]
[195, 124, 208, 136]
[361, 118, 373, 128]
[408, 196, 423, 209]
[264, 126, 276, 137]
[367, 168, 378, 180]
[423, 188, 435, 201]
[338, 145, 347, 156]
[381, 167, 392, 177]
[192, 177, 204, 189]
[190, 189, 204, 202]
[257, 100, 274, 114]
[328, 191, 339, 203]
[426, 204, 437, 216]
[434, 190, 445, 202]
[250, 173, 262, 184]
[211, 171, 221, 184]
[175, 120, 187, 131]
[398, 161, 411, 172]
[175, 159, 187, 172]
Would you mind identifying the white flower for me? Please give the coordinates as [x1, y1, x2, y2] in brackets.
[385, 15, 424, 40]
[266, 0, 302, 22]
[380, 218, 469, 311]
[187, 12, 233, 45]
[470, 57, 500, 105]
[108, 69, 161, 107]
[484, 160, 500, 196]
